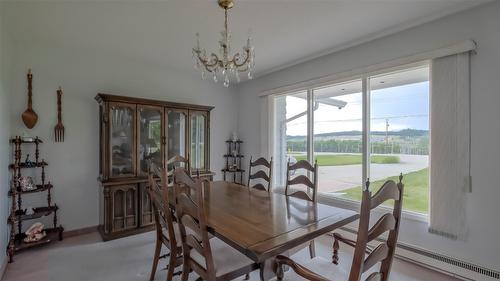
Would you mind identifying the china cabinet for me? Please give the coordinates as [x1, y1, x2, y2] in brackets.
[95, 94, 213, 240]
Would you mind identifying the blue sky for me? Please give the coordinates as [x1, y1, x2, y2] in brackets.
[286, 81, 429, 135]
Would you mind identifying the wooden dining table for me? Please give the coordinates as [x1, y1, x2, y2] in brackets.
[172, 180, 359, 280]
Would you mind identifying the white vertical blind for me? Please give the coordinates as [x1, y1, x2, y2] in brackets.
[429, 52, 471, 240]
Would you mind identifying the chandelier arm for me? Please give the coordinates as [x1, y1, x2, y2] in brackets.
[231, 49, 251, 69]
[195, 51, 221, 72]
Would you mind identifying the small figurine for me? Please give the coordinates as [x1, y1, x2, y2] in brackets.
[18, 176, 36, 191]
[25, 207, 35, 215]
[24, 222, 46, 243]
[24, 154, 35, 168]
[22, 132, 34, 142]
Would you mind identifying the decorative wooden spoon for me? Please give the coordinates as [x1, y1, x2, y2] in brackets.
[21, 69, 38, 129]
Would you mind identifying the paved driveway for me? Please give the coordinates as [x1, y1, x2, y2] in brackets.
[317, 154, 428, 193]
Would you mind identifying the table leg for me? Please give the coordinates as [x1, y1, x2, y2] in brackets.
[259, 251, 290, 281]
[259, 258, 276, 281]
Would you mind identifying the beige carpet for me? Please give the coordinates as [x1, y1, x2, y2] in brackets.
[3, 231, 458, 281]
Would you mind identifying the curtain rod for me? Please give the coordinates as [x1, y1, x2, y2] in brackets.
[259, 40, 477, 97]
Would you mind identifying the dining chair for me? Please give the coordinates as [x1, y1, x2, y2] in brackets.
[147, 164, 183, 281]
[173, 168, 259, 281]
[285, 159, 318, 258]
[285, 159, 318, 202]
[275, 175, 404, 281]
[247, 156, 273, 192]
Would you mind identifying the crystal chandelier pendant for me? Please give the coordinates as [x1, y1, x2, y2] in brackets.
[235, 71, 240, 83]
[193, 0, 255, 86]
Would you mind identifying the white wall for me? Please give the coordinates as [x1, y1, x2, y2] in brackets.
[1, 3, 238, 232]
[236, 2, 500, 270]
[0, 6, 12, 270]
[2, 0, 499, 273]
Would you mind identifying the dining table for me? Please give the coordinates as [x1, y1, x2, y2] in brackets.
[172, 180, 359, 281]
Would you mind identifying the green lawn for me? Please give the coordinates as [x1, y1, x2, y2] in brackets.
[339, 168, 429, 214]
[293, 154, 400, 166]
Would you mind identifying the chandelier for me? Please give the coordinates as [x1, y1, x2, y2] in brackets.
[192, 0, 255, 87]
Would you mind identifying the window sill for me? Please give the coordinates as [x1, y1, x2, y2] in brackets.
[317, 193, 429, 223]
[273, 186, 429, 223]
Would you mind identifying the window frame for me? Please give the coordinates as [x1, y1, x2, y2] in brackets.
[270, 61, 430, 220]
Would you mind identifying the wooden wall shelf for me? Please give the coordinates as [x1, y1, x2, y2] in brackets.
[9, 161, 48, 170]
[223, 154, 244, 158]
[9, 138, 43, 144]
[14, 206, 59, 221]
[221, 169, 245, 172]
[8, 183, 53, 196]
[13, 227, 64, 252]
[222, 140, 244, 184]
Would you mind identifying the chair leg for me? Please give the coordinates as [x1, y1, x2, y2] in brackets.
[165, 250, 177, 281]
[332, 237, 339, 265]
[180, 263, 190, 281]
[309, 240, 316, 259]
[276, 263, 284, 281]
[150, 239, 162, 281]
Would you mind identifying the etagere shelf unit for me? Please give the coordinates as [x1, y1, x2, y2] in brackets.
[7, 136, 63, 263]
[222, 140, 244, 184]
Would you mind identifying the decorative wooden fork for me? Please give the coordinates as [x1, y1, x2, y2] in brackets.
[54, 87, 65, 142]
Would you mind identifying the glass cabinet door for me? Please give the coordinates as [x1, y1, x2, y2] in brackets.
[166, 109, 187, 169]
[109, 103, 136, 177]
[138, 106, 163, 175]
[189, 111, 208, 171]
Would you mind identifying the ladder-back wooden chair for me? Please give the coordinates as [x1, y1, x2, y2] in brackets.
[285, 159, 318, 258]
[276, 175, 404, 281]
[173, 168, 259, 281]
[147, 164, 183, 281]
[247, 156, 273, 192]
[285, 159, 318, 202]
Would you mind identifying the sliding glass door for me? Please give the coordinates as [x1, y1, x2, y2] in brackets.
[271, 63, 430, 214]
[273, 90, 308, 187]
[313, 80, 363, 195]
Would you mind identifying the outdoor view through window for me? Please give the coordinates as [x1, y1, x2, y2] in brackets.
[273, 65, 430, 214]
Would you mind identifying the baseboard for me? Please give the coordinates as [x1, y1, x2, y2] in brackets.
[0, 255, 7, 281]
[334, 228, 500, 281]
[63, 225, 99, 238]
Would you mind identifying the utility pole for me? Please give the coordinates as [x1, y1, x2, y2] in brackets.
[385, 119, 390, 151]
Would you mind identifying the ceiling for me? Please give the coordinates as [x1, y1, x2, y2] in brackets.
[291, 64, 429, 109]
[2, 0, 490, 81]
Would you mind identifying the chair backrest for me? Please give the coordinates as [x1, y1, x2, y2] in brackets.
[285, 159, 318, 202]
[349, 174, 404, 281]
[285, 195, 318, 225]
[247, 156, 273, 192]
[167, 155, 189, 184]
[173, 168, 216, 280]
[147, 163, 177, 250]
